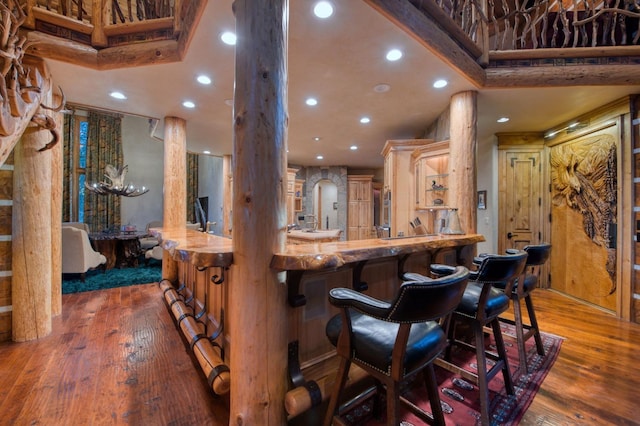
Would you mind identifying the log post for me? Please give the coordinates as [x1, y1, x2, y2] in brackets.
[162, 116, 187, 283]
[51, 94, 64, 316]
[12, 110, 53, 341]
[230, 0, 289, 424]
[449, 91, 478, 235]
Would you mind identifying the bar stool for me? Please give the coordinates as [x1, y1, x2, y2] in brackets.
[324, 265, 470, 426]
[498, 243, 551, 374]
[433, 251, 528, 426]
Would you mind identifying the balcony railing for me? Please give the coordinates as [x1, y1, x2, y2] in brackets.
[21, 0, 180, 48]
[410, 0, 639, 59]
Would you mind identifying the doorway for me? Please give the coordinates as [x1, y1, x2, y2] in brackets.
[314, 180, 338, 230]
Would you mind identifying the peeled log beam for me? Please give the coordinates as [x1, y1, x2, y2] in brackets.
[284, 365, 368, 418]
[485, 64, 640, 87]
[0, 56, 51, 168]
[12, 92, 54, 341]
[449, 91, 477, 235]
[231, 0, 289, 424]
[160, 280, 230, 395]
[51, 94, 64, 316]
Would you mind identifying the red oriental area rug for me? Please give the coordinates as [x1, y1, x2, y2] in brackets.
[342, 323, 563, 426]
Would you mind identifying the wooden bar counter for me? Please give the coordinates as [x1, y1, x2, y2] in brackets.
[151, 228, 484, 418]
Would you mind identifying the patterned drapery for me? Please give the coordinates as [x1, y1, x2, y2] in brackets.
[187, 152, 199, 224]
[62, 114, 73, 222]
[84, 111, 123, 233]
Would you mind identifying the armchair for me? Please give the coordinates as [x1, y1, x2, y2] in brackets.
[62, 226, 107, 281]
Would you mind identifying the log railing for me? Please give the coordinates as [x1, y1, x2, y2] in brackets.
[20, 0, 181, 48]
[409, 0, 639, 58]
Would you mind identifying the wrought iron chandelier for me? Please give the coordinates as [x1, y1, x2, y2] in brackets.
[85, 164, 149, 197]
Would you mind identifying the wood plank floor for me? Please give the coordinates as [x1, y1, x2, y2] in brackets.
[1, 283, 639, 425]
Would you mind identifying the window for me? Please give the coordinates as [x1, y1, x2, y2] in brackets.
[71, 118, 88, 222]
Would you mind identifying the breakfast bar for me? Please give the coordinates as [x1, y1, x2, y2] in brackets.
[152, 228, 484, 417]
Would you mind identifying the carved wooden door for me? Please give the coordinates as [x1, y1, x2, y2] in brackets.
[548, 131, 617, 311]
[499, 151, 543, 252]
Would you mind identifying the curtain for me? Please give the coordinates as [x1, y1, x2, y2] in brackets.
[187, 152, 199, 224]
[62, 114, 73, 222]
[84, 111, 123, 233]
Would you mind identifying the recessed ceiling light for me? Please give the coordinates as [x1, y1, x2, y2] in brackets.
[386, 49, 402, 61]
[220, 31, 237, 46]
[314, 137, 321, 141]
[197, 75, 212, 85]
[497, 117, 510, 123]
[203, 150, 211, 154]
[350, 145, 358, 150]
[110, 91, 126, 100]
[183, 101, 195, 108]
[374, 83, 391, 93]
[313, 1, 333, 18]
[360, 117, 370, 124]
[306, 97, 318, 106]
[433, 79, 448, 88]
[316, 155, 324, 160]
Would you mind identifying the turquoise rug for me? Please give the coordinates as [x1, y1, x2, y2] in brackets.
[62, 261, 162, 294]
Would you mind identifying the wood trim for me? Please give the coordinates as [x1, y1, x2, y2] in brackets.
[103, 17, 173, 37]
[31, 7, 94, 35]
[490, 46, 640, 60]
[485, 64, 640, 87]
[362, 0, 486, 88]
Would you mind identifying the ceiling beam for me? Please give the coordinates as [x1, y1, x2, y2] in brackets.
[485, 64, 640, 87]
[362, 0, 486, 88]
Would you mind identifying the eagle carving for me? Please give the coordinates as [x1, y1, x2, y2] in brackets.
[550, 134, 617, 292]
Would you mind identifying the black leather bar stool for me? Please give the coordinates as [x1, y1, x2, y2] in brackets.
[324, 265, 470, 426]
[433, 251, 528, 426]
[497, 243, 551, 374]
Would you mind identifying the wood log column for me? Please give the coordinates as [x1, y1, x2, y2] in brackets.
[51, 94, 64, 316]
[162, 116, 187, 282]
[449, 91, 478, 235]
[12, 111, 53, 341]
[231, 0, 289, 424]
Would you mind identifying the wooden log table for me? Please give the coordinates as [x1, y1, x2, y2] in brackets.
[152, 228, 484, 418]
[90, 232, 145, 269]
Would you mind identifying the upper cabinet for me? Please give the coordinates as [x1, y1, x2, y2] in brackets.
[412, 140, 450, 210]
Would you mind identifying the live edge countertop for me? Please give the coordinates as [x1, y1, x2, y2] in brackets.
[151, 228, 484, 271]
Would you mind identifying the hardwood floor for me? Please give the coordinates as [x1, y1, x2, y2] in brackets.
[0, 284, 639, 425]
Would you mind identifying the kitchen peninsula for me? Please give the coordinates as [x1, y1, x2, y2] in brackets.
[152, 228, 483, 418]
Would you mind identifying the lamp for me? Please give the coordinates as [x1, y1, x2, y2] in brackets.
[85, 164, 149, 197]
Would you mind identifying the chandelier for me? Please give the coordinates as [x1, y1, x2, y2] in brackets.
[85, 164, 149, 197]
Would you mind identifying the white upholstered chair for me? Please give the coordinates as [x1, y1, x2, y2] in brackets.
[139, 220, 163, 250]
[62, 222, 90, 233]
[62, 226, 107, 281]
[144, 245, 164, 264]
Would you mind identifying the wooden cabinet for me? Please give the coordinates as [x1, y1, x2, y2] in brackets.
[287, 168, 303, 225]
[347, 175, 373, 240]
[381, 139, 427, 238]
[412, 140, 450, 210]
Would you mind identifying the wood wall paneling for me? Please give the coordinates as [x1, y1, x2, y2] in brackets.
[0, 312, 10, 342]
[0, 242, 11, 270]
[0, 170, 12, 199]
[0, 206, 11, 235]
[0, 276, 10, 307]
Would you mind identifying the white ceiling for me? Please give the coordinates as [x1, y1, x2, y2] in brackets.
[45, 0, 640, 168]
